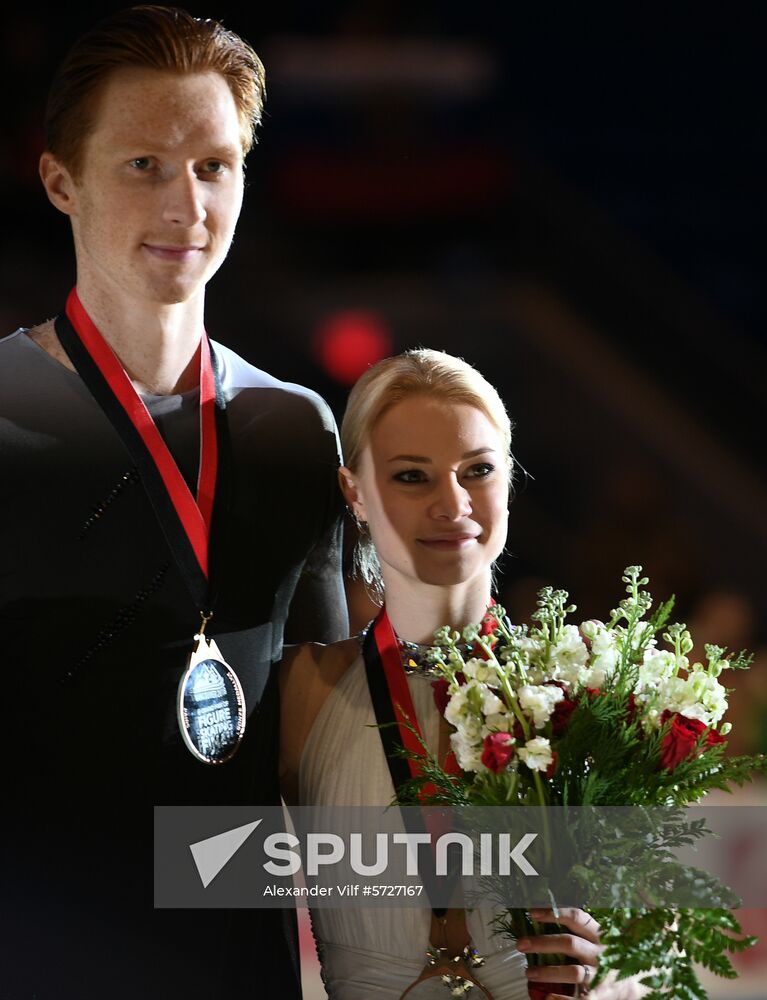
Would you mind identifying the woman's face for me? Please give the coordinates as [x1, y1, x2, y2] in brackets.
[342, 396, 509, 591]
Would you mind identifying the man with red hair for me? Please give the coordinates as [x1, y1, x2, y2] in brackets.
[1, 7, 346, 998]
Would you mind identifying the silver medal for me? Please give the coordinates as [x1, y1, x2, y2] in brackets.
[177, 632, 246, 764]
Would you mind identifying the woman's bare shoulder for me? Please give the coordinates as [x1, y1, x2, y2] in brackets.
[279, 637, 362, 805]
[280, 636, 361, 693]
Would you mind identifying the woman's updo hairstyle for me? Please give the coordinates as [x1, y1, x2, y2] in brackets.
[340, 348, 513, 602]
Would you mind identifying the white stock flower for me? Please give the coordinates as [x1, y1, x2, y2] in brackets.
[517, 736, 554, 773]
[518, 684, 564, 730]
[481, 688, 505, 716]
[629, 622, 653, 651]
[547, 625, 589, 687]
[463, 657, 501, 688]
[654, 670, 729, 727]
[446, 678, 504, 728]
[579, 619, 604, 641]
[444, 687, 469, 729]
[517, 635, 546, 659]
[450, 730, 485, 772]
[681, 670, 729, 726]
[525, 663, 551, 685]
[505, 635, 547, 677]
[457, 714, 483, 744]
[636, 649, 678, 693]
[484, 712, 513, 733]
[444, 683, 485, 745]
[582, 624, 620, 688]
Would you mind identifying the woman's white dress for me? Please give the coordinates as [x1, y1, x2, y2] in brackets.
[299, 653, 530, 1000]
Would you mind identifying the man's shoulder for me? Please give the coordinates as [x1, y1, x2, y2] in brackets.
[212, 341, 337, 433]
[0, 328, 56, 381]
[0, 328, 29, 351]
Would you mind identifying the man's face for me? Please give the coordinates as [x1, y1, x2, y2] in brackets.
[63, 67, 245, 308]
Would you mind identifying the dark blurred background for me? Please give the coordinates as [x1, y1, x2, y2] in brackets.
[2, 2, 766, 749]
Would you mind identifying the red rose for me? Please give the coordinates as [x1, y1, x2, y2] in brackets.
[432, 679, 450, 714]
[585, 687, 607, 700]
[431, 673, 466, 715]
[469, 608, 499, 659]
[659, 711, 727, 772]
[512, 718, 526, 742]
[481, 732, 515, 773]
[527, 985, 550, 1000]
[544, 750, 559, 779]
[625, 692, 638, 723]
[480, 611, 498, 637]
[550, 697, 577, 737]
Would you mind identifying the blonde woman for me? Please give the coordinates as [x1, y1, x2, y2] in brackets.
[281, 350, 642, 1000]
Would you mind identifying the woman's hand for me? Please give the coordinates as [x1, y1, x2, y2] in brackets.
[516, 907, 602, 999]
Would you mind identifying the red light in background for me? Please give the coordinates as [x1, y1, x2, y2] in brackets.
[313, 310, 393, 386]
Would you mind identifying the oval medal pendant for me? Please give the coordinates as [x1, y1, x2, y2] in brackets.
[177, 635, 246, 764]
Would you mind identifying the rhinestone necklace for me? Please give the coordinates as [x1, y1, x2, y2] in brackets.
[359, 621, 475, 677]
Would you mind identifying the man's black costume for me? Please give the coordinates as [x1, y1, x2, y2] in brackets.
[1, 326, 347, 998]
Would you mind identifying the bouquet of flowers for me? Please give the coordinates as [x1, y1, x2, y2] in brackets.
[401, 566, 767, 999]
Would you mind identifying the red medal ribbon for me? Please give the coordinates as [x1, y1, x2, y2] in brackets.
[65, 287, 217, 578]
[372, 607, 461, 801]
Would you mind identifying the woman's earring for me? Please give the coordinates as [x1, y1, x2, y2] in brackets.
[346, 504, 368, 535]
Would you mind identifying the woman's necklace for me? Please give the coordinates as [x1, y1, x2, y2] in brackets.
[358, 621, 476, 677]
[360, 600, 499, 677]
[397, 634, 472, 676]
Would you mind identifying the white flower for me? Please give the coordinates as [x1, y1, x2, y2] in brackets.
[505, 634, 547, 679]
[518, 684, 564, 730]
[681, 670, 728, 726]
[444, 687, 469, 729]
[582, 624, 620, 688]
[517, 736, 554, 773]
[446, 678, 504, 728]
[653, 675, 691, 714]
[525, 663, 553, 685]
[481, 688, 505, 716]
[484, 712, 513, 733]
[445, 682, 488, 742]
[547, 625, 590, 687]
[652, 670, 729, 728]
[629, 622, 654, 651]
[450, 730, 485, 772]
[579, 619, 604, 641]
[456, 714, 484, 744]
[463, 657, 501, 688]
[636, 649, 678, 693]
[516, 635, 547, 660]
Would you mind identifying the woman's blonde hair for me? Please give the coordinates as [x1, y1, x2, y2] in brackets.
[340, 349, 513, 600]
